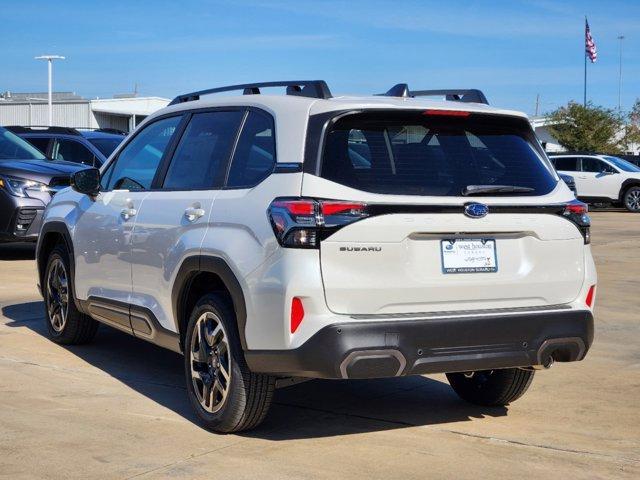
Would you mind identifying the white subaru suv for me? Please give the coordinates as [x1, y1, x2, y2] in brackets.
[550, 153, 640, 212]
[36, 81, 596, 433]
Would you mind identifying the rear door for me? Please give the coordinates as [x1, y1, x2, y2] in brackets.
[302, 110, 584, 315]
[130, 109, 245, 332]
[578, 157, 620, 199]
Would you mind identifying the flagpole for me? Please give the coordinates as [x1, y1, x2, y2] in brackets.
[583, 17, 587, 107]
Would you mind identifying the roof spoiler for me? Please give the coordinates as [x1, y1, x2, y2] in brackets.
[169, 80, 333, 105]
[381, 83, 489, 105]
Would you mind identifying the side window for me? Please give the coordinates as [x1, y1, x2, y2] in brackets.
[552, 157, 578, 172]
[107, 116, 181, 191]
[53, 139, 96, 166]
[24, 137, 51, 156]
[163, 111, 244, 190]
[581, 157, 607, 173]
[226, 111, 276, 188]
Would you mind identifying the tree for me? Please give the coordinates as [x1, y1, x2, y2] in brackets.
[546, 102, 625, 153]
[622, 99, 640, 151]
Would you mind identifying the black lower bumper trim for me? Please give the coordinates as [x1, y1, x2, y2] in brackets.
[245, 310, 594, 379]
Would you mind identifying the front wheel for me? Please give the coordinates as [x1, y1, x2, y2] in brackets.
[446, 368, 535, 406]
[623, 186, 640, 212]
[43, 243, 99, 344]
[184, 293, 275, 433]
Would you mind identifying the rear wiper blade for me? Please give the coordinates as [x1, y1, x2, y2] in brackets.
[462, 185, 535, 196]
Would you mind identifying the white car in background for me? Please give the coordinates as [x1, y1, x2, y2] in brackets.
[549, 154, 640, 212]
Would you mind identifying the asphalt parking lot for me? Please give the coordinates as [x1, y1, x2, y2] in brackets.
[0, 210, 638, 479]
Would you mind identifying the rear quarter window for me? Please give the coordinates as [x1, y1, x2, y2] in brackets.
[320, 111, 557, 196]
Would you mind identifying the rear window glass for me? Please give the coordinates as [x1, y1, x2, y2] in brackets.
[551, 157, 579, 172]
[320, 111, 557, 196]
[89, 137, 123, 158]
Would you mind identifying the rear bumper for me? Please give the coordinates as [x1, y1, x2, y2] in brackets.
[245, 309, 594, 379]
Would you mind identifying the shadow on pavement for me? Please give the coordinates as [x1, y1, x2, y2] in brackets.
[2, 301, 508, 439]
[0, 243, 36, 261]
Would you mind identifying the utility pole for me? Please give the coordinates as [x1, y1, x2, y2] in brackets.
[617, 35, 625, 111]
[535, 93, 540, 117]
[34, 55, 65, 126]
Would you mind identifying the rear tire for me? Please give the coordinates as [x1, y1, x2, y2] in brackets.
[623, 186, 640, 212]
[446, 368, 534, 406]
[184, 293, 275, 433]
[43, 243, 99, 344]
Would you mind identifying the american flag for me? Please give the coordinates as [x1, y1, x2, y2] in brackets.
[585, 18, 597, 63]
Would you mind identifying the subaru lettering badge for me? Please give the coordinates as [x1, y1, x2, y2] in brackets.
[464, 202, 489, 219]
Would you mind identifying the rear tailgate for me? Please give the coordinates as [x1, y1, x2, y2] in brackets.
[318, 210, 584, 314]
[303, 108, 585, 315]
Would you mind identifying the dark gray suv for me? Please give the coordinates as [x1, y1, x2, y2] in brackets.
[0, 127, 84, 242]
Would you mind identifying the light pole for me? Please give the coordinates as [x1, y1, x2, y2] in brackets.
[617, 35, 624, 112]
[34, 55, 65, 126]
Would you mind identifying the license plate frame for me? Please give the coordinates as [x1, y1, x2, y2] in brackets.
[440, 238, 498, 274]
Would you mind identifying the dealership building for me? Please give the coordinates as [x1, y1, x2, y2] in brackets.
[0, 91, 169, 132]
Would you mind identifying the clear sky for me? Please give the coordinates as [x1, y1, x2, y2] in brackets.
[2, 0, 638, 115]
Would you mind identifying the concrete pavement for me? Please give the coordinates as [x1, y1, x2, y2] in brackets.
[0, 211, 638, 479]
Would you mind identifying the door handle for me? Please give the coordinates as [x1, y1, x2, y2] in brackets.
[184, 207, 206, 222]
[120, 208, 137, 220]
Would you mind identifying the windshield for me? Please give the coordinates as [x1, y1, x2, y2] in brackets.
[0, 128, 46, 160]
[320, 111, 557, 196]
[89, 137, 123, 158]
[603, 155, 640, 173]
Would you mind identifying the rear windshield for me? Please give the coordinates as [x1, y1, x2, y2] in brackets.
[320, 111, 557, 196]
[89, 137, 123, 158]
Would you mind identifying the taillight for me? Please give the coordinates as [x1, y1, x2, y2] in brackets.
[560, 199, 590, 244]
[268, 197, 368, 248]
[585, 285, 596, 308]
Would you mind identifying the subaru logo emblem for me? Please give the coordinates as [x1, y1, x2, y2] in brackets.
[464, 202, 488, 219]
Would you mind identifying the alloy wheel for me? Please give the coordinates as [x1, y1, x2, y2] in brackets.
[190, 311, 231, 413]
[46, 258, 69, 332]
[626, 189, 640, 211]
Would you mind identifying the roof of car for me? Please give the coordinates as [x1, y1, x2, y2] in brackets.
[155, 93, 528, 121]
[77, 130, 125, 140]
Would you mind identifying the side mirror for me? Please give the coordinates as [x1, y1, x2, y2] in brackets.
[71, 168, 100, 196]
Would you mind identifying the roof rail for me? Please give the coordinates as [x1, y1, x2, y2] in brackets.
[4, 125, 81, 136]
[381, 83, 489, 105]
[169, 80, 332, 105]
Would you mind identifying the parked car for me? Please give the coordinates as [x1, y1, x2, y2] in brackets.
[558, 173, 577, 195]
[0, 127, 85, 242]
[549, 153, 640, 212]
[36, 80, 596, 433]
[6, 126, 125, 168]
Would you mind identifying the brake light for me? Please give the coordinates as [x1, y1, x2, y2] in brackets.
[423, 109, 471, 117]
[291, 297, 304, 333]
[585, 285, 596, 308]
[271, 199, 315, 216]
[321, 201, 367, 217]
[561, 199, 591, 244]
[268, 198, 368, 248]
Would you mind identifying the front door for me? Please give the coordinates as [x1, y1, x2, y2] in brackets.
[73, 115, 183, 331]
[130, 109, 245, 332]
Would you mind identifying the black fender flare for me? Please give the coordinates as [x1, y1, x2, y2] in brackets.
[172, 255, 249, 350]
[36, 221, 86, 313]
[619, 179, 640, 202]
